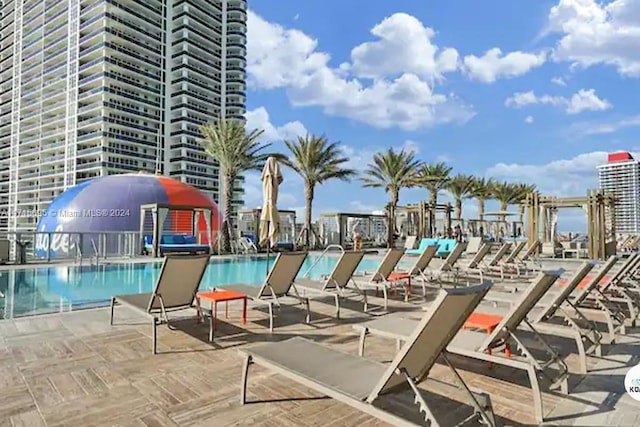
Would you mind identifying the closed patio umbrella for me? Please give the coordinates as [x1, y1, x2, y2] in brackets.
[260, 157, 283, 274]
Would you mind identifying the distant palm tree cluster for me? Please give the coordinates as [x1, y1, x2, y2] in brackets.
[198, 118, 536, 252]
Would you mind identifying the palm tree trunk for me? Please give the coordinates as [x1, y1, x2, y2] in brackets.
[518, 204, 525, 224]
[477, 198, 485, 221]
[500, 202, 508, 222]
[455, 199, 462, 221]
[388, 190, 399, 248]
[304, 185, 314, 249]
[221, 172, 235, 253]
[428, 191, 437, 237]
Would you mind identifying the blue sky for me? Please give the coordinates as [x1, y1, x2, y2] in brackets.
[241, 0, 640, 231]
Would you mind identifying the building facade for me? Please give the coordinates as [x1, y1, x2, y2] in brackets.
[0, 0, 247, 233]
[598, 152, 640, 234]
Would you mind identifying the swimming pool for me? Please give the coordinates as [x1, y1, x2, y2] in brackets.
[0, 254, 395, 319]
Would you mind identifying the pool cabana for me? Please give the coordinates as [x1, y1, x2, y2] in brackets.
[139, 203, 216, 257]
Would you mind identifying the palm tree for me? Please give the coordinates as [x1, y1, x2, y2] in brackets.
[417, 162, 453, 207]
[514, 183, 537, 224]
[361, 148, 422, 247]
[282, 134, 357, 249]
[199, 118, 274, 253]
[417, 162, 452, 237]
[469, 177, 494, 221]
[490, 181, 521, 221]
[446, 174, 475, 220]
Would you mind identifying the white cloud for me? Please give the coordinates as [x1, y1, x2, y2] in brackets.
[504, 89, 611, 114]
[349, 201, 382, 214]
[551, 76, 567, 86]
[486, 151, 610, 196]
[245, 107, 307, 142]
[525, 115, 534, 124]
[462, 48, 547, 83]
[436, 154, 452, 163]
[242, 173, 299, 210]
[546, 0, 640, 76]
[402, 140, 420, 154]
[565, 89, 612, 114]
[246, 11, 330, 90]
[485, 150, 629, 230]
[505, 91, 565, 108]
[247, 11, 474, 131]
[572, 115, 640, 136]
[341, 140, 423, 171]
[241, 107, 307, 209]
[349, 13, 459, 80]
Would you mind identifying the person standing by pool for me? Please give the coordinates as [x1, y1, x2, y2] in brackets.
[352, 220, 363, 250]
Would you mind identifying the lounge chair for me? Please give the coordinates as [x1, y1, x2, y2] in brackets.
[387, 244, 439, 298]
[295, 251, 366, 318]
[352, 248, 405, 310]
[218, 252, 309, 332]
[239, 282, 497, 427]
[426, 241, 468, 286]
[404, 235, 417, 250]
[479, 242, 514, 279]
[109, 254, 210, 354]
[465, 236, 483, 254]
[455, 243, 493, 281]
[514, 240, 542, 272]
[405, 238, 430, 256]
[355, 270, 569, 424]
[592, 254, 640, 298]
[572, 255, 640, 334]
[500, 240, 527, 265]
[486, 262, 603, 374]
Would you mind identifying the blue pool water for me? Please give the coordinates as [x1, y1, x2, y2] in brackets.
[0, 255, 393, 319]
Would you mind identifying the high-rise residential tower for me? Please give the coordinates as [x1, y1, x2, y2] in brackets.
[597, 151, 640, 235]
[0, 0, 247, 232]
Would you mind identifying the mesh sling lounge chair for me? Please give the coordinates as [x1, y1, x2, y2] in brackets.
[465, 236, 483, 254]
[527, 257, 619, 341]
[295, 251, 366, 318]
[385, 244, 440, 299]
[485, 262, 603, 374]
[404, 235, 418, 250]
[513, 240, 542, 272]
[426, 241, 468, 287]
[352, 248, 405, 310]
[219, 252, 309, 332]
[584, 254, 640, 319]
[109, 254, 210, 354]
[355, 271, 569, 424]
[571, 255, 640, 335]
[239, 282, 497, 427]
[502, 240, 528, 264]
[454, 243, 493, 281]
[477, 242, 514, 280]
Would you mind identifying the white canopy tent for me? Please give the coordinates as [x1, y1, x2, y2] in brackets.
[139, 203, 215, 257]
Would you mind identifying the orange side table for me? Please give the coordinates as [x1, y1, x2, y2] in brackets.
[387, 272, 412, 297]
[196, 290, 247, 343]
[463, 312, 512, 360]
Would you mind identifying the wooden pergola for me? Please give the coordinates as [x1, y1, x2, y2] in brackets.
[523, 190, 616, 260]
[400, 201, 453, 239]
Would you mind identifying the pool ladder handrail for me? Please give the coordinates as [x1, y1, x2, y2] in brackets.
[301, 244, 344, 278]
[74, 234, 83, 265]
[90, 239, 99, 266]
